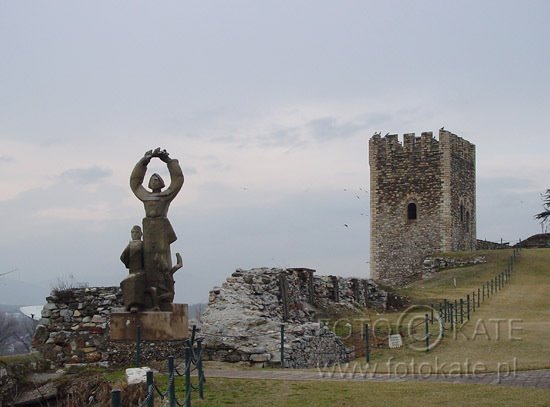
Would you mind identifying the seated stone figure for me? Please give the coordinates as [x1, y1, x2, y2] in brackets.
[120, 225, 146, 312]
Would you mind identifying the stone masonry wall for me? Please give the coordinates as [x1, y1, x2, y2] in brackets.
[442, 134, 476, 251]
[200, 267, 395, 368]
[31, 271, 403, 369]
[369, 129, 476, 287]
[422, 254, 487, 278]
[32, 287, 121, 366]
[32, 287, 185, 367]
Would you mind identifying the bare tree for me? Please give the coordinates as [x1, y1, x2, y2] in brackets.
[0, 312, 37, 355]
[535, 189, 550, 232]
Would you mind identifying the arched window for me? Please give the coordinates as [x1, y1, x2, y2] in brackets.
[466, 211, 470, 232]
[407, 203, 417, 221]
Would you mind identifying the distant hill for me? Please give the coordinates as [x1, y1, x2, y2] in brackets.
[516, 233, 550, 248]
[0, 304, 20, 313]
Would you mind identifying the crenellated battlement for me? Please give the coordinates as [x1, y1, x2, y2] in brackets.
[439, 130, 475, 162]
[370, 129, 475, 163]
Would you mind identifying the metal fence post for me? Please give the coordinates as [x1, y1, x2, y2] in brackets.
[168, 355, 175, 407]
[460, 298, 464, 324]
[136, 325, 142, 367]
[478, 288, 480, 307]
[146, 370, 154, 407]
[365, 323, 370, 363]
[111, 389, 121, 407]
[454, 300, 458, 325]
[280, 323, 285, 368]
[197, 339, 205, 399]
[467, 294, 470, 320]
[425, 314, 429, 352]
[184, 343, 191, 407]
[441, 307, 445, 338]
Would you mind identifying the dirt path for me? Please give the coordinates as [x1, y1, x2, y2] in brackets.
[203, 367, 550, 389]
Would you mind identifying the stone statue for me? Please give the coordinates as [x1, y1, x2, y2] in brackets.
[120, 225, 146, 312]
[120, 148, 184, 311]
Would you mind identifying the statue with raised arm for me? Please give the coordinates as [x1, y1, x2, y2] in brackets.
[122, 147, 184, 311]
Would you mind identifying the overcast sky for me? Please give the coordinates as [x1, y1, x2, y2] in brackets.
[1, 1, 549, 306]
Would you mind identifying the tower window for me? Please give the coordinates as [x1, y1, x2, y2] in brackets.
[466, 211, 470, 232]
[407, 203, 417, 221]
[460, 204, 464, 222]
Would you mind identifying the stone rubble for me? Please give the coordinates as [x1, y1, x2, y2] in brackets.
[200, 267, 396, 368]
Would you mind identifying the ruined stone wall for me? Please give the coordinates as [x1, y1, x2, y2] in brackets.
[422, 254, 486, 278]
[32, 287, 121, 366]
[32, 269, 401, 369]
[200, 267, 391, 368]
[369, 130, 476, 286]
[32, 287, 184, 367]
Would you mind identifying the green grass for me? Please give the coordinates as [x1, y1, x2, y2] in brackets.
[338, 248, 550, 373]
[147, 376, 550, 407]
[398, 249, 515, 303]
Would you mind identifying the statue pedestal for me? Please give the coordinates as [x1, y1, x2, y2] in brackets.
[110, 303, 188, 341]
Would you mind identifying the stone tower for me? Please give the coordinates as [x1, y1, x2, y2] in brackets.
[369, 129, 476, 286]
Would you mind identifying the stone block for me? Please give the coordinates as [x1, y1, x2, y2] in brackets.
[126, 367, 152, 385]
[250, 353, 271, 362]
[110, 303, 188, 341]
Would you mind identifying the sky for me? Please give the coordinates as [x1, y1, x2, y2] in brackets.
[1, 1, 549, 306]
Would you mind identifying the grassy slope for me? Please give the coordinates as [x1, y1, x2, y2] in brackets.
[346, 248, 550, 372]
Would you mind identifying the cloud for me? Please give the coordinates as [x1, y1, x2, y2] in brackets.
[182, 166, 198, 175]
[58, 166, 112, 185]
[257, 127, 304, 148]
[306, 117, 369, 142]
[32, 205, 115, 222]
[0, 155, 14, 163]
